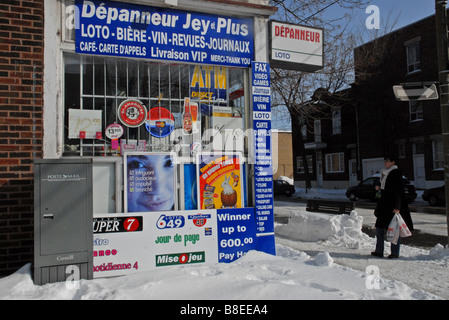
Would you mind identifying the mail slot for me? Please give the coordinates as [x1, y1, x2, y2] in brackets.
[33, 159, 93, 285]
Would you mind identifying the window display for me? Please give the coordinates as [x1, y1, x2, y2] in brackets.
[63, 52, 249, 212]
[63, 53, 247, 158]
[46, 0, 278, 272]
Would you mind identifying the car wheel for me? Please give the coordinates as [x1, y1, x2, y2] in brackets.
[285, 191, 292, 197]
[348, 193, 358, 201]
[428, 195, 439, 206]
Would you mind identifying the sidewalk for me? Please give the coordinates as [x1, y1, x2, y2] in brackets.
[274, 200, 449, 299]
[274, 198, 449, 248]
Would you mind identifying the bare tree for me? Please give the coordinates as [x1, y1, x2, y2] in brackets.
[269, 0, 369, 188]
[269, 1, 401, 189]
[270, 0, 369, 112]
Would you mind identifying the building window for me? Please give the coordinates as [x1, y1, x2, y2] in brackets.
[433, 139, 444, 169]
[301, 124, 307, 140]
[409, 100, 423, 121]
[63, 52, 247, 156]
[63, 0, 76, 43]
[406, 42, 421, 74]
[325, 152, 345, 173]
[296, 155, 313, 174]
[332, 109, 341, 134]
[314, 120, 321, 142]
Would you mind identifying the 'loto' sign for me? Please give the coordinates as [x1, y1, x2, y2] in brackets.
[269, 20, 324, 72]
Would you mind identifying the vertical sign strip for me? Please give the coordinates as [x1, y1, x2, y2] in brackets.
[251, 62, 275, 255]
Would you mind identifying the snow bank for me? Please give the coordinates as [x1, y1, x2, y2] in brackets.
[311, 252, 334, 267]
[429, 243, 449, 260]
[0, 208, 443, 300]
[275, 210, 372, 249]
[0, 244, 440, 300]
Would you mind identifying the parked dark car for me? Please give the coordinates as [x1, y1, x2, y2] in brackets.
[346, 174, 417, 203]
[422, 185, 445, 206]
[273, 180, 295, 197]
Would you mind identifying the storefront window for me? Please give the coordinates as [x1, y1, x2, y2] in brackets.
[47, 0, 277, 266]
[63, 52, 248, 158]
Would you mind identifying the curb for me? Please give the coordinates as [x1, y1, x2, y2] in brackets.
[274, 196, 447, 215]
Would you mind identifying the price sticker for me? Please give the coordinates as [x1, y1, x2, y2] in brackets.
[105, 123, 124, 140]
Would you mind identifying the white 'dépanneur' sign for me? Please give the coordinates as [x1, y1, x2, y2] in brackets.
[269, 20, 324, 72]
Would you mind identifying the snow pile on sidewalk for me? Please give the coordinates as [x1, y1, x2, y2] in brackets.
[0, 207, 444, 300]
[276, 210, 372, 249]
[0, 244, 440, 300]
[429, 243, 449, 260]
[275, 208, 449, 299]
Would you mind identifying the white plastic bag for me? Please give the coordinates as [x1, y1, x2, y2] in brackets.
[387, 213, 411, 245]
[386, 214, 400, 245]
[397, 213, 412, 238]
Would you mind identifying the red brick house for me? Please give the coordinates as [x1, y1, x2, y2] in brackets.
[354, 12, 444, 189]
[0, 0, 44, 276]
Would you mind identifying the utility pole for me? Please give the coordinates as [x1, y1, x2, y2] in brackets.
[435, 0, 449, 246]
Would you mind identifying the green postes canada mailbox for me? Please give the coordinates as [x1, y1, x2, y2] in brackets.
[33, 159, 93, 285]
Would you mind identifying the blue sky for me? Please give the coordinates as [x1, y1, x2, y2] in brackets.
[347, 0, 436, 33]
[319, 0, 437, 38]
[363, 0, 436, 30]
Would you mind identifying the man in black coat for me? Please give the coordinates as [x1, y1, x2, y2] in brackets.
[371, 155, 414, 259]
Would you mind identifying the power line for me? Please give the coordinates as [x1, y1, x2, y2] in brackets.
[299, 0, 341, 23]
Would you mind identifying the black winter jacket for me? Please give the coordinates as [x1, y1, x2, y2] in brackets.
[374, 168, 414, 231]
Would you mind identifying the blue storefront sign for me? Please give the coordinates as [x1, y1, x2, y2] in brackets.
[75, 0, 254, 67]
[251, 62, 275, 256]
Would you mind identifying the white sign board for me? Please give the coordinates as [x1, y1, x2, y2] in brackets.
[93, 210, 218, 278]
[269, 20, 324, 72]
[393, 83, 439, 101]
[68, 109, 102, 139]
[93, 207, 257, 278]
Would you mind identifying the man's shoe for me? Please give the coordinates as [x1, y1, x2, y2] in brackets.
[388, 254, 399, 259]
[371, 252, 383, 258]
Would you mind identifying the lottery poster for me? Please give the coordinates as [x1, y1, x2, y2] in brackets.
[124, 152, 177, 213]
[92, 210, 218, 278]
[197, 152, 244, 210]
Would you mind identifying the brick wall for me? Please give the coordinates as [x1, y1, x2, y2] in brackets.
[0, 0, 44, 276]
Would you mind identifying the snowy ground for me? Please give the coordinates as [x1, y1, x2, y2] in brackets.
[0, 189, 448, 300]
[0, 242, 445, 300]
[1, 212, 448, 300]
[275, 203, 449, 299]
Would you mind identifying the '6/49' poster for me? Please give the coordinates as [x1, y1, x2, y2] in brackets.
[197, 153, 243, 210]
